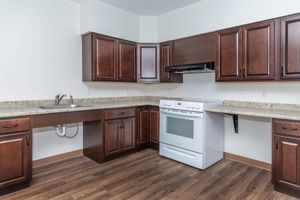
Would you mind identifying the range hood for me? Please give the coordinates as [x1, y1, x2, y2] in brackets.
[166, 62, 215, 74]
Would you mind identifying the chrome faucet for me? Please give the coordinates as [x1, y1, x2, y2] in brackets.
[55, 94, 66, 105]
[69, 95, 74, 105]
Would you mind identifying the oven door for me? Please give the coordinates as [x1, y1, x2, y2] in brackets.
[160, 108, 203, 153]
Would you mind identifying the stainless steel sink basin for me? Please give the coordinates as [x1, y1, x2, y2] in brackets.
[39, 104, 92, 109]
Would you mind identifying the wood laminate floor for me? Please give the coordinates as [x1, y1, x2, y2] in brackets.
[1, 149, 297, 200]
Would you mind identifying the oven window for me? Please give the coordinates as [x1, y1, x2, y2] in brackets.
[166, 116, 194, 138]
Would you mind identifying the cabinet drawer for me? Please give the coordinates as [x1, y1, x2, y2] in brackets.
[0, 118, 30, 135]
[274, 120, 300, 137]
[105, 108, 135, 120]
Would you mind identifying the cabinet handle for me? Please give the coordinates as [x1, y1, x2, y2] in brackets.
[119, 122, 124, 129]
[119, 112, 125, 115]
[281, 66, 284, 78]
[275, 138, 279, 150]
[2, 124, 19, 129]
[242, 69, 246, 78]
[281, 126, 298, 131]
[26, 134, 30, 146]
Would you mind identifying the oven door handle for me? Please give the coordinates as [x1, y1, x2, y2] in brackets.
[160, 109, 203, 118]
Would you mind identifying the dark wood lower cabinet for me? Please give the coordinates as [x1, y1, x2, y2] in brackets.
[137, 106, 160, 149]
[104, 119, 122, 157]
[149, 106, 160, 148]
[0, 118, 31, 195]
[122, 117, 135, 151]
[103, 108, 136, 158]
[273, 119, 300, 198]
[137, 106, 150, 146]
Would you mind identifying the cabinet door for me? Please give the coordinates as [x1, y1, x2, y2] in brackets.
[122, 117, 136, 151]
[149, 107, 159, 145]
[160, 42, 172, 82]
[0, 132, 30, 189]
[173, 33, 216, 66]
[93, 35, 118, 81]
[137, 44, 160, 83]
[281, 14, 300, 79]
[104, 120, 122, 157]
[138, 107, 149, 146]
[216, 27, 243, 81]
[243, 21, 275, 80]
[274, 136, 300, 191]
[160, 42, 183, 83]
[118, 40, 136, 82]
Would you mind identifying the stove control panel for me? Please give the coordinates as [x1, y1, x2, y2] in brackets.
[159, 100, 205, 112]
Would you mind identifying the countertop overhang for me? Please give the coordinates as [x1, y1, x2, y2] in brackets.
[206, 100, 300, 121]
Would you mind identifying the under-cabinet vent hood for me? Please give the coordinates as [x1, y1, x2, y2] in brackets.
[166, 62, 215, 74]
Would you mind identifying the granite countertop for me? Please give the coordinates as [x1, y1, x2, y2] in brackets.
[206, 100, 300, 121]
[0, 96, 173, 118]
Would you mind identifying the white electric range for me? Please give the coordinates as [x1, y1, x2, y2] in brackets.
[159, 99, 224, 169]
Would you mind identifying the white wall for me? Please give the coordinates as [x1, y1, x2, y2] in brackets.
[80, 0, 139, 41]
[0, 0, 147, 160]
[158, 0, 300, 41]
[139, 16, 158, 42]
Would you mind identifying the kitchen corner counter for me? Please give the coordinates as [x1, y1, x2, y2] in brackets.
[205, 100, 300, 121]
[0, 96, 175, 119]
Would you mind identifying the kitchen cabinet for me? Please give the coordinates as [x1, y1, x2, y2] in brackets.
[160, 42, 183, 83]
[137, 106, 150, 146]
[137, 106, 160, 149]
[118, 40, 136, 82]
[216, 20, 276, 81]
[0, 118, 31, 193]
[122, 117, 135, 151]
[281, 14, 300, 79]
[137, 44, 160, 83]
[216, 27, 243, 81]
[149, 106, 159, 147]
[82, 33, 136, 82]
[104, 119, 122, 157]
[243, 21, 275, 80]
[104, 108, 136, 158]
[273, 119, 300, 198]
[173, 33, 216, 66]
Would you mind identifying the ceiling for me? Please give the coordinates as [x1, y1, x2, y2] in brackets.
[98, 0, 203, 15]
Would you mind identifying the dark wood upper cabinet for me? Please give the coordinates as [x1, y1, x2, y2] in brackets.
[216, 27, 243, 81]
[160, 42, 183, 83]
[137, 44, 160, 83]
[92, 35, 118, 81]
[217, 20, 276, 81]
[118, 40, 136, 82]
[281, 14, 300, 79]
[243, 21, 275, 80]
[82, 33, 136, 82]
[173, 33, 216, 66]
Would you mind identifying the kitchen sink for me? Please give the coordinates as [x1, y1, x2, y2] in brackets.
[39, 104, 92, 109]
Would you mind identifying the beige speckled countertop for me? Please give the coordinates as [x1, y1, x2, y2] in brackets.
[0, 96, 178, 119]
[206, 100, 300, 121]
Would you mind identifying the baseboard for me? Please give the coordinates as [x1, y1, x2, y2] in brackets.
[224, 152, 271, 171]
[33, 150, 83, 168]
